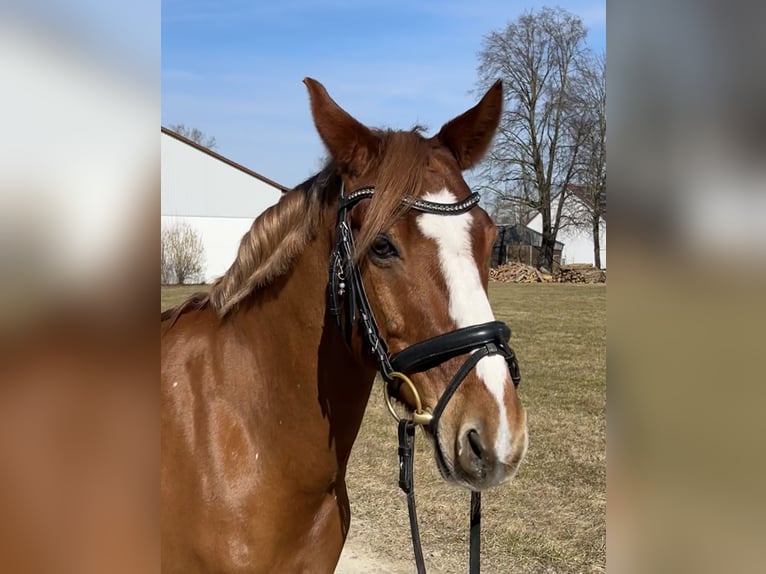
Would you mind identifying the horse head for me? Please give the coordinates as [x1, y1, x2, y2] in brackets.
[304, 78, 527, 490]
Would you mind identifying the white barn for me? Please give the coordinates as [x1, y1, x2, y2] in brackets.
[161, 127, 288, 282]
[526, 192, 607, 269]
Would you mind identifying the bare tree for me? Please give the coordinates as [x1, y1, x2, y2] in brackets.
[570, 52, 606, 268]
[161, 235, 173, 285]
[167, 124, 217, 150]
[161, 222, 205, 284]
[475, 7, 591, 271]
[487, 193, 534, 226]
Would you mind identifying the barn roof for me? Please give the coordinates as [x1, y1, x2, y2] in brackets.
[161, 126, 290, 193]
[496, 223, 565, 250]
[568, 184, 607, 221]
[519, 185, 606, 227]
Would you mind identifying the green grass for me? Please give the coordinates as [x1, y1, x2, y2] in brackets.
[161, 283, 606, 572]
[161, 284, 209, 311]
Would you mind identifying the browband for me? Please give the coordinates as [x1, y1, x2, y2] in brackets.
[340, 188, 481, 215]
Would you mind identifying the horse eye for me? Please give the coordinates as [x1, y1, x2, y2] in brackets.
[370, 235, 398, 259]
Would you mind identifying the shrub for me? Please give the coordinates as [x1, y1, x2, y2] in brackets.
[161, 222, 205, 284]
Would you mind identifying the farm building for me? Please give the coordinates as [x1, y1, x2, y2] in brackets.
[161, 127, 288, 283]
[491, 224, 564, 269]
[526, 189, 606, 269]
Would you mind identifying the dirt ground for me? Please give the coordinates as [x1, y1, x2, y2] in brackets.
[335, 540, 414, 573]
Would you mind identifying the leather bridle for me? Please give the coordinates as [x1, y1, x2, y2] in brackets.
[328, 182, 521, 574]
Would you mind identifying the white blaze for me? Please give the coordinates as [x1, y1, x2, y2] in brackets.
[416, 189, 512, 462]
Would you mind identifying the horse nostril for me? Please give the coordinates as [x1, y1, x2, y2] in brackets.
[457, 427, 492, 480]
[467, 429, 484, 460]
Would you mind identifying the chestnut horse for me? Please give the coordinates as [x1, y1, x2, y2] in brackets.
[161, 78, 527, 573]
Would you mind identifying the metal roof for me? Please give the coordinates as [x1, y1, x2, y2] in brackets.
[495, 223, 565, 249]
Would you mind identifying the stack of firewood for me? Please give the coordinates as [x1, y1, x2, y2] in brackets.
[489, 262, 554, 283]
[489, 262, 605, 284]
[555, 265, 606, 284]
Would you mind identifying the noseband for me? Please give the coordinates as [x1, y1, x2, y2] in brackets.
[328, 182, 522, 574]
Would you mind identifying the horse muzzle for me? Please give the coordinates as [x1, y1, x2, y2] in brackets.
[384, 321, 524, 489]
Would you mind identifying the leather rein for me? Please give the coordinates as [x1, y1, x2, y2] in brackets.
[328, 183, 521, 574]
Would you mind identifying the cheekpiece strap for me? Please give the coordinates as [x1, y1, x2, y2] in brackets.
[331, 184, 481, 379]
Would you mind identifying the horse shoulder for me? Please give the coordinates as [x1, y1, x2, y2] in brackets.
[162, 309, 282, 572]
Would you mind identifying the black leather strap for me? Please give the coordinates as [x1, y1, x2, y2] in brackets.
[399, 417, 482, 574]
[332, 220, 394, 377]
[429, 346, 491, 437]
[470, 491, 481, 573]
[350, 258, 393, 378]
[390, 321, 510, 375]
[340, 187, 481, 215]
[398, 419, 426, 574]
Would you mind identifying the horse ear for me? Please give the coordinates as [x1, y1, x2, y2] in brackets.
[303, 77, 379, 175]
[436, 80, 503, 170]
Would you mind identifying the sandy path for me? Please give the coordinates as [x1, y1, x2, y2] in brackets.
[334, 540, 413, 573]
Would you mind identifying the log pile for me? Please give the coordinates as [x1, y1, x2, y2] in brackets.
[489, 262, 605, 284]
[489, 262, 553, 283]
[556, 264, 606, 284]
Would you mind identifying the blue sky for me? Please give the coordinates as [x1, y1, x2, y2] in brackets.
[162, 1, 605, 188]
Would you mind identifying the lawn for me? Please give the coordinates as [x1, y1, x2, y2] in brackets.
[161, 283, 606, 572]
[161, 284, 208, 311]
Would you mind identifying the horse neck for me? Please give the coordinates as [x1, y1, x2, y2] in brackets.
[232, 220, 378, 483]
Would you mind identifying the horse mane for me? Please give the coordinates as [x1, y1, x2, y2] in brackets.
[160, 292, 209, 326]
[161, 128, 430, 323]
